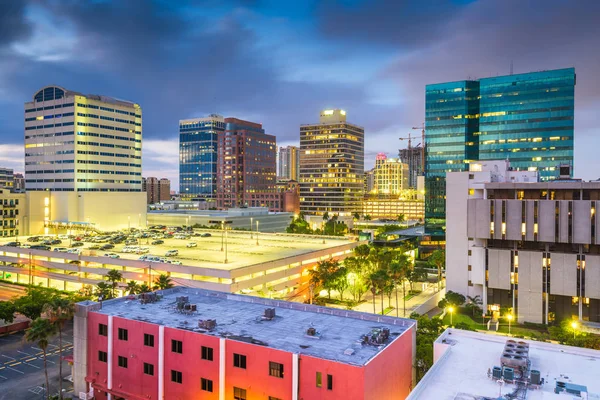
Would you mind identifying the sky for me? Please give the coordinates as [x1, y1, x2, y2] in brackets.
[0, 0, 599, 190]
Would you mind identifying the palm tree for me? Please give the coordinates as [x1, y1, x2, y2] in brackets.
[94, 282, 112, 300]
[389, 254, 410, 317]
[429, 250, 445, 292]
[364, 214, 371, 221]
[352, 212, 361, 221]
[154, 274, 174, 290]
[138, 283, 151, 293]
[126, 280, 139, 295]
[43, 298, 74, 399]
[369, 270, 388, 315]
[25, 318, 57, 400]
[105, 269, 123, 298]
[322, 212, 330, 222]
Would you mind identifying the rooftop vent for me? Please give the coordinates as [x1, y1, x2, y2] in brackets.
[362, 328, 391, 346]
[306, 327, 317, 336]
[199, 319, 217, 331]
[140, 292, 158, 304]
[263, 308, 276, 320]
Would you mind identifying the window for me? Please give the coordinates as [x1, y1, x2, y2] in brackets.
[233, 387, 247, 400]
[118, 356, 128, 368]
[171, 370, 182, 384]
[468, 250, 472, 256]
[316, 372, 322, 388]
[98, 351, 107, 363]
[269, 397, 282, 400]
[269, 361, 284, 378]
[144, 363, 154, 376]
[98, 324, 108, 336]
[118, 328, 128, 341]
[468, 280, 473, 286]
[468, 265, 472, 271]
[201, 378, 213, 392]
[171, 339, 183, 354]
[201, 346, 213, 361]
[327, 374, 333, 390]
[233, 353, 246, 369]
[144, 333, 154, 347]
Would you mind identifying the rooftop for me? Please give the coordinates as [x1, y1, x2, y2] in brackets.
[408, 329, 600, 400]
[90, 287, 414, 366]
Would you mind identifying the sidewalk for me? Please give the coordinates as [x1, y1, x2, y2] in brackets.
[354, 283, 440, 318]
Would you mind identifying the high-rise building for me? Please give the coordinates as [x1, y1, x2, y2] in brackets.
[399, 145, 424, 189]
[446, 160, 600, 324]
[372, 153, 409, 195]
[143, 177, 171, 204]
[216, 118, 277, 210]
[277, 145, 299, 180]
[425, 68, 575, 236]
[364, 168, 375, 194]
[13, 173, 25, 192]
[299, 109, 364, 215]
[179, 114, 224, 199]
[24, 85, 142, 192]
[0, 168, 14, 190]
[73, 287, 416, 400]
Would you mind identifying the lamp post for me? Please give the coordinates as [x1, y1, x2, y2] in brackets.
[224, 227, 228, 264]
[221, 221, 225, 251]
[256, 220, 259, 245]
[448, 306, 455, 326]
[571, 320, 578, 339]
[250, 217, 253, 239]
[507, 314, 513, 336]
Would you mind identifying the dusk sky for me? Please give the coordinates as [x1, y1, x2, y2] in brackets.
[1, 0, 599, 190]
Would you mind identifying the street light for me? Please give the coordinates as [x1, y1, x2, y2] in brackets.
[220, 221, 225, 251]
[256, 220, 259, 245]
[250, 217, 253, 239]
[448, 306, 455, 326]
[571, 320, 579, 339]
[507, 314, 513, 335]
[224, 226, 228, 264]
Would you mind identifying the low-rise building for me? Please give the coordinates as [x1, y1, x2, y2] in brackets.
[447, 160, 600, 324]
[408, 328, 600, 400]
[362, 197, 424, 221]
[143, 177, 171, 204]
[0, 168, 14, 190]
[74, 287, 416, 400]
[0, 189, 26, 238]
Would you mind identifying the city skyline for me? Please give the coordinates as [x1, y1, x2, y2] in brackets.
[1, 1, 599, 191]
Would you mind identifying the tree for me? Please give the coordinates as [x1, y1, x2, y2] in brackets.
[407, 266, 427, 292]
[286, 216, 313, 234]
[465, 295, 483, 317]
[0, 301, 16, 323]
[364, 214, 371, 221]
[138, 283, 151, 293]
[25, 317, 57, 400]
[43, 298, 74, 399]
[389, 254, 411, 317]
[126, 281, 139, 295]
[428, 250, 445, 291]
[397, 214, 405, 224]
[154, 274, 174, 290]
[322, 212, 330, 222]
[309, 259, 340, 299]
[353, 212, 361, 221]
[94, 282, 112, 300]
[438, 290, 466, 309]
[331, 266, 349, 301]
[13, 285, 57, 320]
[344, 257, 368, 302]
[105, 269, 123, 298]
[413, 314, 444, 381]
[369, 269, 388, 315]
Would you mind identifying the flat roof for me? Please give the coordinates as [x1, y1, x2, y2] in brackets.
[90, 287, 414, 366]
[408, 329, 600, 400]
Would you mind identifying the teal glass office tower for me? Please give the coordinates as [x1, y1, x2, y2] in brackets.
[425, 68, 575, 236]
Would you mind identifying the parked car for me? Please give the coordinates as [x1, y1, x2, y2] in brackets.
[58, 234, 69, 240]
[30, 245, 51, 251]
[4, 241, 20, 247]
[186, 242, 197, 248]
[100, 244, 115, 250]
[27, 236, 41, 242]
[165, 249, 179, 257]
[201, 233, 212, 237]
[151, 240, 164, 245]
[71, 242, 84, 248]
[104, 253, 120, 259]
[67, 248, 81, 254]
[169, 260, 182, 265]
[88, 245, 101, 250]
[125, 239, 137, 245]
[135, 247, 149, 254]
[50, 239, 62, 245]
[53, 247, 69, 252]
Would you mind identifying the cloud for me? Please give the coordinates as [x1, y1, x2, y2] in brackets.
[0, 2, 31, 47]
[0, 144, 24, 173]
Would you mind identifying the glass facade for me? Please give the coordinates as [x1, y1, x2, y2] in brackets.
[424, 68, 575, 236]
[179, 115, 224, 199]
[425, 80, 479, 236]
[478, 68, 575, 180]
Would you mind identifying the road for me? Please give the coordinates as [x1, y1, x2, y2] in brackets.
[0, 321, 73, 400]
[0, 282, 26, 301]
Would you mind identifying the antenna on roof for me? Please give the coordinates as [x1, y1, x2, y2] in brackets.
[510, 60, 514, 75]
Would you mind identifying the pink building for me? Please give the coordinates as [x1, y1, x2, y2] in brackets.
[74, 288, 416, 400]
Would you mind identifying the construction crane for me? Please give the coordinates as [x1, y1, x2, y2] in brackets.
[398, 123, 426, 175]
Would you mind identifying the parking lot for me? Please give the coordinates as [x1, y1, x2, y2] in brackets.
[5, 228, 354, 271]
[0, 323, 73, 400]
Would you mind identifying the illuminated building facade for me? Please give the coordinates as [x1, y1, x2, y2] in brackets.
[24, 85, 142, 192]
[425, 68, 575, 236]
[143, 177, 171, 204]
[0, 189, 26, 237]
[372, 153, 409, 195]
[299, 109, 364, 216]
[216, 118, 278, 210]
[398, 145, 424, 189]
[0, 168, 14, 190]
[278, 145, 300, 181]
[179, 115, 224, 199]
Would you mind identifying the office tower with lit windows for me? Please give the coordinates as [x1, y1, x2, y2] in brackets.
[299, 109, 364, 215]
[216, 118, 278, 210]
[0, 168, 14, 190]
[179, 114, 224, 199]
[425, 68, 575, 236]
[24, 85, 142, 192]
[278, 145, 299, 181]
[372, 153, 409, 195]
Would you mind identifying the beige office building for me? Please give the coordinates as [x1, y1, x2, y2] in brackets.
[24, 85, 142, 192]
[447, 160, 600, 324]
[372, 153, 409, 195]
[299, 109, 364, 216]
[0, 189, 26, 238]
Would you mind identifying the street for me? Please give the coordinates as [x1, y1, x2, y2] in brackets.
[0, 282, 26, 301]
[0, 322, 73, 400]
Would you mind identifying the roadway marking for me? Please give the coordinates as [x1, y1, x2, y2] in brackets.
[0, 375, 6, 380]
[1, 355, 15, 361]
[46, 359, 55, 364]
[8, 362, 21, 367]
[31, 346, 42, 351]
[17, 350, 33, 356]
[6, 366, 24, 374]
[23, 362, 40, 369]
[25, 358, 36, 363]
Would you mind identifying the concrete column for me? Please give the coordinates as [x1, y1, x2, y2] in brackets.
[292, 353, 299, 400]
[73, 301, 101, 395]
[107, 315, 113, 400]
[219, 338, 226, 400]
[158, 325, 165, 400]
